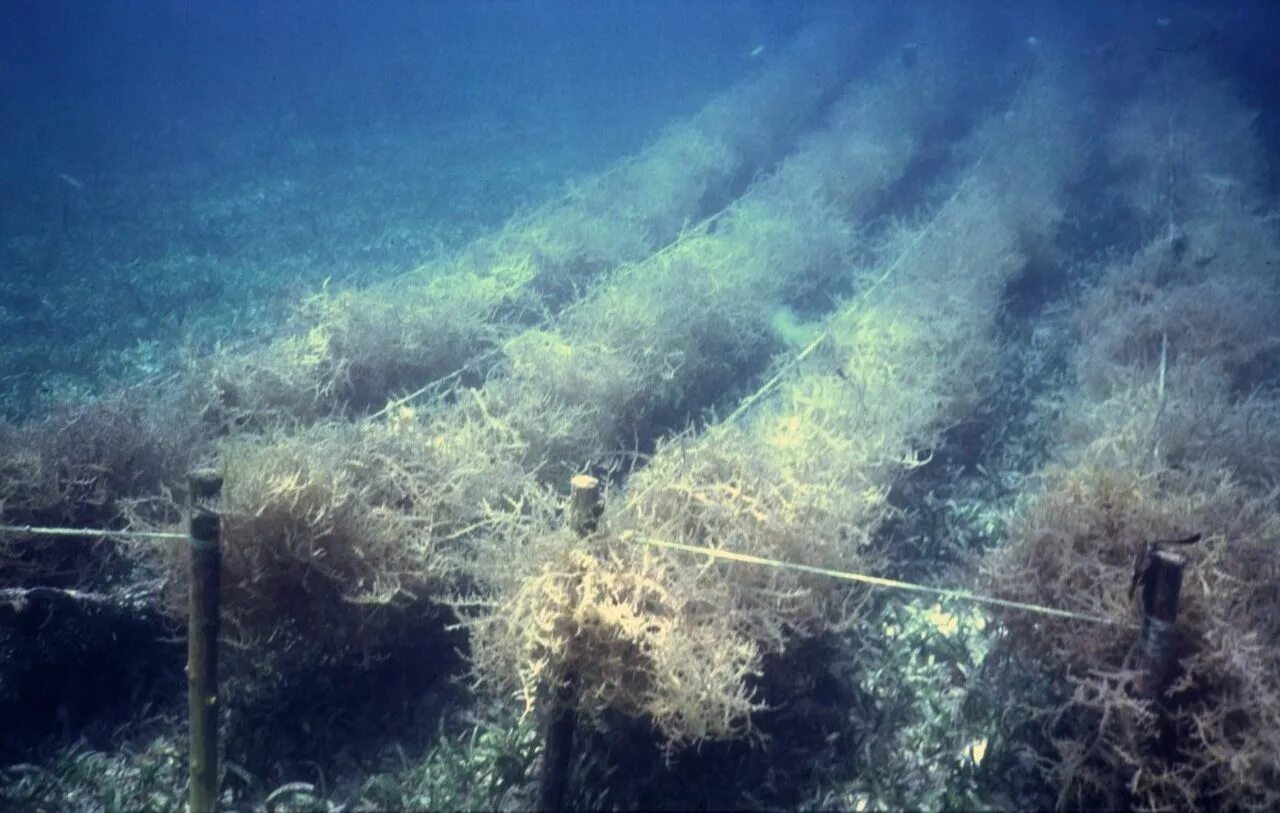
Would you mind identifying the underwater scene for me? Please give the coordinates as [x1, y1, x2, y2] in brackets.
[2, 1, 1280, 810]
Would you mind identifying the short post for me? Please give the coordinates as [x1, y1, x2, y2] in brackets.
[537, 475, 602, 813]
[187, 470, 223, 813]
[1138, 549, 1185, 699]
[567, 474, 603, 539]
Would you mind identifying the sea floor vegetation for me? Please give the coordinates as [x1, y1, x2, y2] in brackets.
[2, 5, 1279, 812]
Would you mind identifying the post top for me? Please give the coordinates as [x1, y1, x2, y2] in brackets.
[188, 469, 224, 500]
[1152, 549, 1187, 567]
[570, 474, 600, 491]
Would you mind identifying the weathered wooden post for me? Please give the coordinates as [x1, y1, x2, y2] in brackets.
[537, 474, 602, 813]
[187, 470, 223, 813]
[567, 474, 603, 539]
[1137, 548, 1185, 700]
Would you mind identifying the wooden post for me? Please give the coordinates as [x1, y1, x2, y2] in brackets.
[1138, 549, 1185, 699]
[187, 470, 223, 813]
[567, 475, 603, 539]
[537, 475, 602, 813]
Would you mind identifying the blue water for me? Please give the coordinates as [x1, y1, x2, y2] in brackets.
[0, 1, 808, 413]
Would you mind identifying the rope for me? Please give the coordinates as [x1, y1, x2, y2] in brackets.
[365, 154, 752, 424]
[710, 61, 1040, 436]
[371, 37, 786, 296]
[365, 347, 501, 423]
[361, 28, 879, 424]
[619, 86, 1019, 518]
[0, 524, 187, 543]
[366, 200, 738, 423]
[707, 168, 983, 445]
[628, 533, 1119, 626]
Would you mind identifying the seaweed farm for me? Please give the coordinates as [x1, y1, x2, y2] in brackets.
[2, 2, 1280, 811]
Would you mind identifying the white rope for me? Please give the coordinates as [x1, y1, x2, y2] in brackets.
[628, 533, 1122, 627]
[0, 524, 187, 543]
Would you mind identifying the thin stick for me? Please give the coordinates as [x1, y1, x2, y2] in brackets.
[187, 470, 223, 813]
[1150, 331, 1168, 466]
[537, 475, 603, 812]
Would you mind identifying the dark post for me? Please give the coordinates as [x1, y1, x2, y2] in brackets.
[1138, 549, 1185, 699]
[537, 475, 602, 812]
[567, 474, 603, 539]
[188, 470, 223, 813]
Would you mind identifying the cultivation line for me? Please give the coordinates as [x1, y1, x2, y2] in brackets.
[502, 42, 976, 434]
[612, 141, 1001, 532]
[628, 533, 1120, 626]
[363, 195, 743, 423]
[0, 521, 1110, 626]
[110, 23, 859, 404]
[363, 23, 912, 424]
[0, 523, 187, 542]
[707, 64, 1036, 438]
[712, 172, 982, 439]
[365, 345, 500, 422]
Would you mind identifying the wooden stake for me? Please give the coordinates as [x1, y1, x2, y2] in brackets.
[187, 470, 223, 813]
[539, 675, 579, 813]
[537, 475, 602, 812]
[568, 474, 603, 538]
[1138, 549, 1185, 699]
